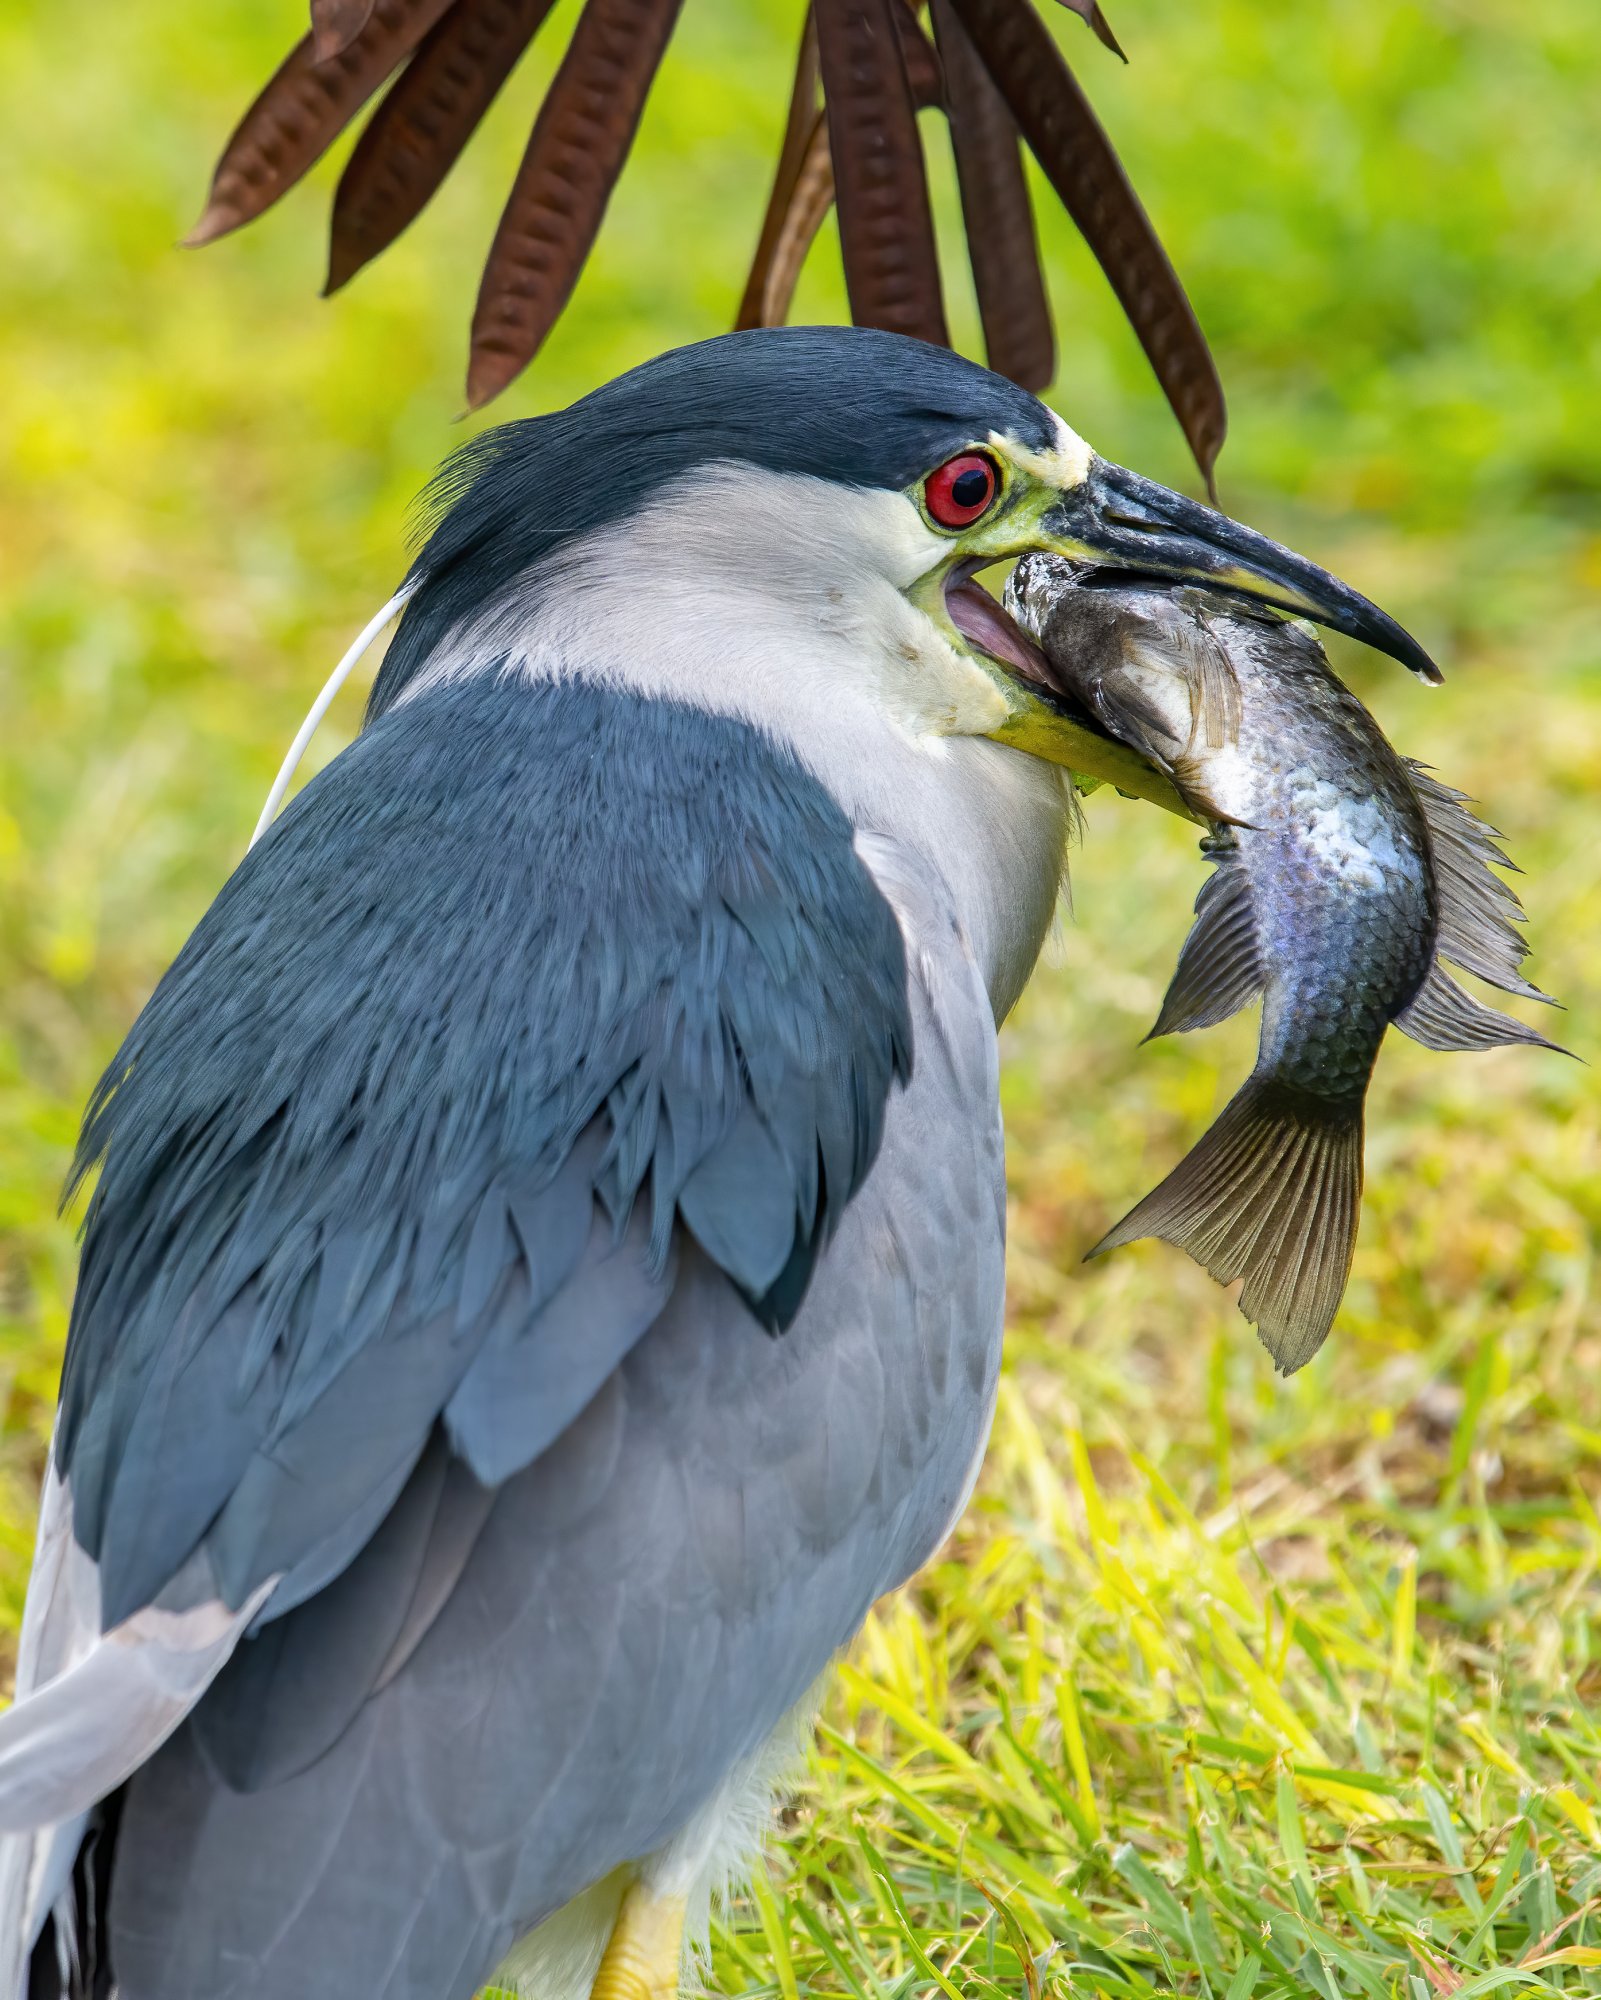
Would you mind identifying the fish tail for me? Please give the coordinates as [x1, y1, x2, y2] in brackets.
[1090, 1073, 1363, 1374]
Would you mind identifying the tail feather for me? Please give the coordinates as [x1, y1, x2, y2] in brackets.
[13, 1806, 117, 2000]
[1093, 1075, 1363, 1373]
[0, 1465, 273, 1999]
[0, 1586, 268, 1839]
[0, 1463, 96, 1999]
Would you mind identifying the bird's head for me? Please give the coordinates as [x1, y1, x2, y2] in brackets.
[373, 327, 1436, 813]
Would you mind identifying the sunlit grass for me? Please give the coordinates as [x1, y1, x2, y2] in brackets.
[3, 0, 1598, 1990]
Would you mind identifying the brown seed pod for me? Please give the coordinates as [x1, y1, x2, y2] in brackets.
[189, 0, 457, 247]
[743, 115, 836, 330]
[467, 0, 685, 409]
[892, 3, 945, 110]
[736, 11, 822, 331]
[930, 0, 1053, 392]
[311, 0, 379, 64]
[948, 0, 1225, 491]
[762, 122, 837, 327]
[201, 0, 1225, 464]
[814, 0, 948, 348]
[327, 0, 557, 294]
[1054, 0, 1126, 64]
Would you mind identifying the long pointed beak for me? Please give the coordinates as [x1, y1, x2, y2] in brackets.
[1041, 460, 1442, 683]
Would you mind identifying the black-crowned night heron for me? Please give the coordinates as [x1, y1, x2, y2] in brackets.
[0, 327, 1432, 2000]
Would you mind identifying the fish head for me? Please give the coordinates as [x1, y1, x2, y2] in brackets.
[1004, 556, 1245, 798]
[866, 395, 1435, 818]
[906, 415, 1436, 817]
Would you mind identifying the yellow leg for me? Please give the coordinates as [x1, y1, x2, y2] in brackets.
[588, 1881, 686, 2000]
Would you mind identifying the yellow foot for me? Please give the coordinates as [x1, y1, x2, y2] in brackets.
[589, 1882, 686, 2000]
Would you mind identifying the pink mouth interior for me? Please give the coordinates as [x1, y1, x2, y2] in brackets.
[942, 564, 1054, 689]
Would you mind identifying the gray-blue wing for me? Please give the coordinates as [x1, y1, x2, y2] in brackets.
[9, 676, 1000, 2000]
[4, 672, 922, 1985]
[106, 828, 1005, 1999]
[50, 676, 911, 1638]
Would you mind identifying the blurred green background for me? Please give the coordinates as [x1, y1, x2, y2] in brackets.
[2, 0, 1599, 1990]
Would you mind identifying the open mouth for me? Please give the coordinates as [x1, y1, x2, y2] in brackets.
[942, 560, 1111, 735]
[948, 555, 1203, 821]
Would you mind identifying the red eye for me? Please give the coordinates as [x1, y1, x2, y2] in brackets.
[924, 452, 999, 529]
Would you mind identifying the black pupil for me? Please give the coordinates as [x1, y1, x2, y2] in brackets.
[950, 464, 990, 510]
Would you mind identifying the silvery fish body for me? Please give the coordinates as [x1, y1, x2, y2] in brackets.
[1006, 553, 1559, 1371]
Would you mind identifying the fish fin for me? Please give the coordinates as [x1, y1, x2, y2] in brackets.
[1147, 838, 1264, 1038]
[1089, 655, 1185, 766]
[1395, 963, 1569, 1056]
[1091, 1075, 1362, 1373]
[1114, 621, 1241, 755]
[1407, 760, 1554, 1003]
[1168, 617, 1242, 751]
[1112, 624, 1242, 820]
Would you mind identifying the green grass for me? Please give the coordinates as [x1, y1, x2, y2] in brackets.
[3, 0, 1599, 1992]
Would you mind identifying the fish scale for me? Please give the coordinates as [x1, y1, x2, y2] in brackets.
[1007, 553, 1563, 1373]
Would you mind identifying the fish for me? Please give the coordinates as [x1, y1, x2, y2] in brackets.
[1004, 552, 1563, 1372]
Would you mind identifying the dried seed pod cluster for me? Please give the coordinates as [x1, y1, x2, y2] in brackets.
[195, 0, 1226, 485]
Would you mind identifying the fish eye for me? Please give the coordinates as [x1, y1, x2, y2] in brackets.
[924, 452, 1000, 530]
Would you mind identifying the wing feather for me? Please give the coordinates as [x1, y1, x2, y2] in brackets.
[8, 672, 910, 1978]
[101, 833, 996, 1997]
[0, 1464, 93, 1988]
[0, 1581, 272, 1837]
